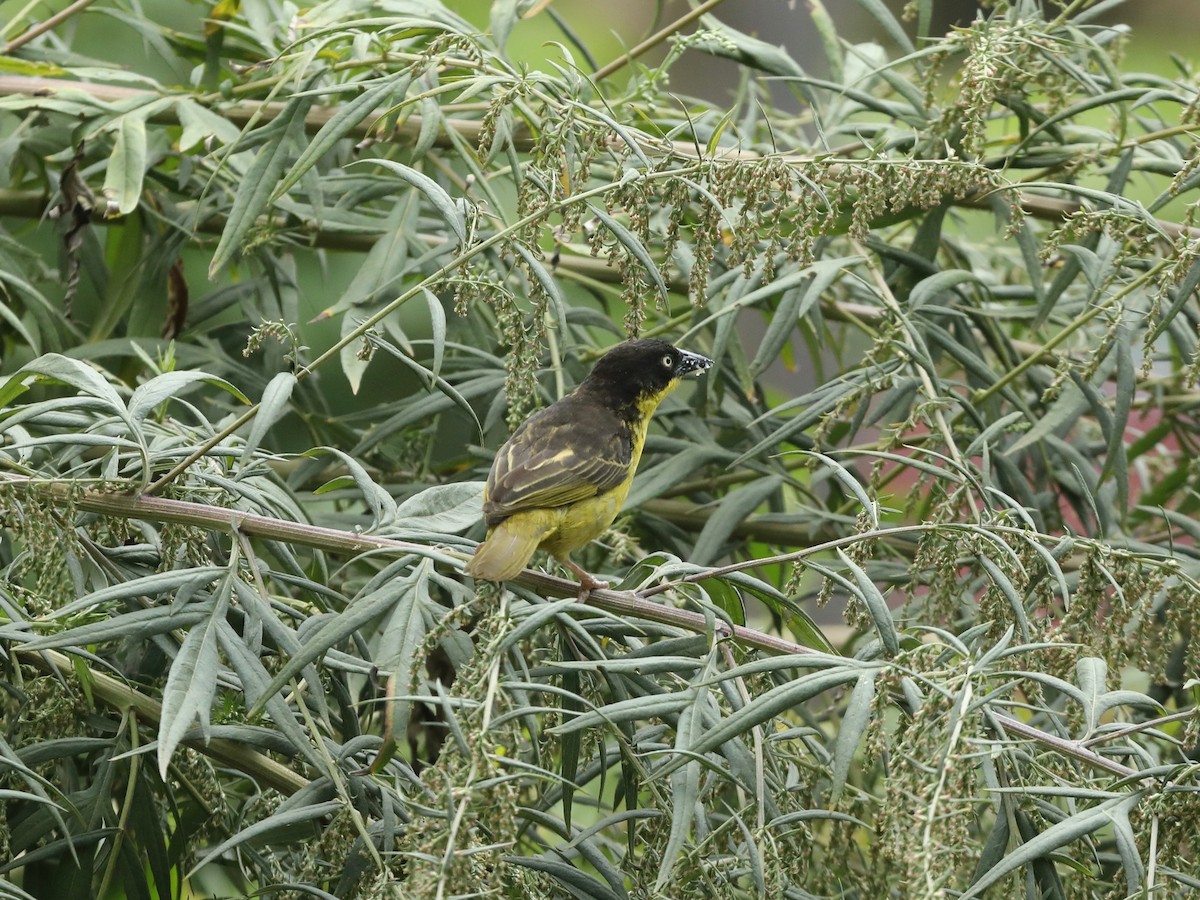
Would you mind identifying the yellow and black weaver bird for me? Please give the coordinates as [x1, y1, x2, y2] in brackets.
[467, 339, 713, 596]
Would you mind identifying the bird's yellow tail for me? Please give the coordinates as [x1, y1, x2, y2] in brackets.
[466, 515, 555, 582]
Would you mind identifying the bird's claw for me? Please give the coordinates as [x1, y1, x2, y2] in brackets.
[559, 558, 607, 603]
[575, 574, 608, 603]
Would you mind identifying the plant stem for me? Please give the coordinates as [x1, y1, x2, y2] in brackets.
[1080, 709, 1196, 748]
[989, 710, 1137, 778]
[592, 0, 730, 82]
[1, 473, 810, 657]
[143, 165, 701, 495]
[972, 258, 1172, 405]
[18, 645, 308, 794]
[4, 472, 1160, 783]
[2, 0, 99, 53]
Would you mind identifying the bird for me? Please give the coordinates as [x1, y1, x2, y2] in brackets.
[466, 338, 713, 597]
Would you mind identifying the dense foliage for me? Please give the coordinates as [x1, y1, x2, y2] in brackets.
[2, 0, 1200, 896]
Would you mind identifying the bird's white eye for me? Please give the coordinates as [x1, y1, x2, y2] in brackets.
[662, 354, 674, 368]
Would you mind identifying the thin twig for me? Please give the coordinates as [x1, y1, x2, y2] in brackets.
[141, 164, 702, 495]
[2, 0, 99, 54]
[1080, 709, 1196, 748]
[989, 711, 1139, 779]
[592, 0, 730, 82]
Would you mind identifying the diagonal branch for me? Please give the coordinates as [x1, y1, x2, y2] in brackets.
[0, 472, 813, 657]
[1, 472, 1161, 782]
[0, 75, 520, 151]
[592, 0, 730, 81]
[18, 646, 309, 795]
[2, 0, 99, 53]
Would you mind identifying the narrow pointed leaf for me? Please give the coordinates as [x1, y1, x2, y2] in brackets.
[241, 371, 297, 467]
[158, 584, 230, 777]
[209, 95, 313, 277]
[354, 158, 466, 244]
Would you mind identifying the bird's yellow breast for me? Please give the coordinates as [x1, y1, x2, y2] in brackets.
[537, 384, 667, 557]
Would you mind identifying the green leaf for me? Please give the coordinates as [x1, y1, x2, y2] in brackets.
[187, 800, 344, 878]
[305, 445, 397, 528]
[353, 157, 467, 244]
[273, 74, 410, 199]
[128, 371, 248, 421]
[549, 689, 698, 736]
[0, 56, 66, 76]
[836, 549, 899, 657]
[21, 602, 214, 650]
[695, 576, 746, 627]
[773, 73, 922, 123]
[588, 203, 668, 304]
[240, 371, 296, 468]
[157, 576, 230, 777]
[782, 606, 838, 655]
[810, 452, 878, 527]
[1016, 88, 1150, 154]
[0, 353, 125, 412]
[490, 0, 520, 53]
[1108, 799, 1145, 893]
[908, 269, 984, 309]
[855, 0, 914, 52]
[667, 667, 860, 767]
[216, 613, 327, 769]
[978, 557, 1029, 641]
[1100, 324, 1133, 514]
[102, 114, 147, 216]
[513, 243, 569, 330]
[325, 197, 417, 322]
[246, 570, 419, 719]
[830, 670, 875, 803]
[691, 258, 858, 339]
[353, 372, 504, 455]
[389, 481, 486, 534]
[370, 335, 483, 438]
[1007, 380, 1089, 455]
[339, 306, 375, 396]
[694, 17, 804, 77]
[209, 94, 314, 277]
[505, 855, 625, 900]
[46, 568, 225, 619]
[497, 599, 580, 655]
[0, 731, 77, 870]
[962, 794, 1144, 899]
[626, 445, 731, 509]
[421, 287, 448, 380]
[570, 101, 651, 168]
[413, 90, 443, 161]
[806, 0, 843, 83]
[374, 559, 433, 734]
[175, 97, 241, 151]
[690, 475, 784, 567]
[559, 665, 583, 832]
[0, 287, 40, 354]
[656, 673, 713, 890]
[1075, 656, 1107, 735]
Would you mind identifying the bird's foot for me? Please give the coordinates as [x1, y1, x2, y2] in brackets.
[575, 574, 609, 603]
[560, 559, 607, 603]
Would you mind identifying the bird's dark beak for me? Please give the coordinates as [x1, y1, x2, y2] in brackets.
[677, 349, 713, 377]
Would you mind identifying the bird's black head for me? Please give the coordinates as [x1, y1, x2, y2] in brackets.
[580, 339, 713, 413]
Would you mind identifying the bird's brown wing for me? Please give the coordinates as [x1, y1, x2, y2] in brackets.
[483, 397, 631, 525]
